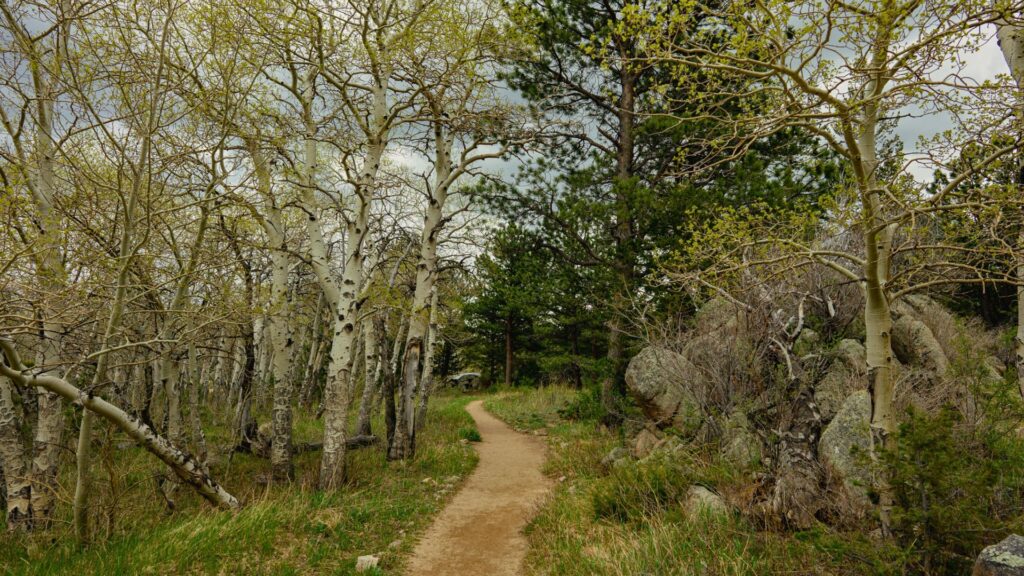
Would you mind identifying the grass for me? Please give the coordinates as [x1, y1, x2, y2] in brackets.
[487, 385, 909, 576]
[0, 393, 480, 575]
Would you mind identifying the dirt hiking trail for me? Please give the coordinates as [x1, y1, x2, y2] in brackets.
[405, 400, 551, 575]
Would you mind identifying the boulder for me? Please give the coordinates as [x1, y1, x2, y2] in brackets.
[684, 485, 729, 520]
[624, 346, 702, 432]
[632, 427, 662, 459]
[835, 339, 867, 369]
[819, 390, 873, 510]
[974, 534, 1024, 575]
[721, 410, 761, 468]
[815, 340, 866, 421]
[693, 297, 742, 333]
[892, 315, 948, 377]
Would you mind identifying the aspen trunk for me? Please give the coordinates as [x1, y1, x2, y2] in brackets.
[73, 410, 94, 544]
[355, 315, 380, 437]
[995, 10, 1024, 399]
[391, 106, 453, 460]
[415, 288, 440, 431]
[299, 295, 326, 407]
[187, 343, 208, 465]
[250, 141, 295, 483]
[0, 376, 30, 530]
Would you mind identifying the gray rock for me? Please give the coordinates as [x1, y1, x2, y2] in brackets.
[892, 315, 948, 376]
[693, 297, 742, 332]
[601, 447, 629, 468]
[632, 428, 662, 459]
[355, 555, 379, 572]
[835, 339, 867, 369]
[684, 485, 729, 520]
[624, 346, 703, 433]
[974, 534, 1024, 575]
[819, 390, 873, 510]
[721, 410, 761, 468]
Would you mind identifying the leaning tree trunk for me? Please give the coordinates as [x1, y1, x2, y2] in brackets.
[0, 340, 239, 510]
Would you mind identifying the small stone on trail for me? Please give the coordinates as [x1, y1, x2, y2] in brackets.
[459, 438, 470, 446]
[388, 539, 402, 550]
[557, 475, 567, 483]
[355, 555, 379, 572]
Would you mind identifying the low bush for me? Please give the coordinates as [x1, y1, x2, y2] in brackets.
[591, 453, 693, 523]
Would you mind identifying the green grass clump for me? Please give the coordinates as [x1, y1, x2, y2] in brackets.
[591, 453, 693, 522]
[458, 426, 482, 442]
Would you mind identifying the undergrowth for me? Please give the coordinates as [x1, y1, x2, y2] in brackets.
[0, 394, 479, 575]
[488, 385, 908, 576]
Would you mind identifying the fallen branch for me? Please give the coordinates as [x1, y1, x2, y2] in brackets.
[0, 338, 240, 510]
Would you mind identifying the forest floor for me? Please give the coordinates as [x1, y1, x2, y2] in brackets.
[405, 400, 551, 575]
[0, 394, 482, 575]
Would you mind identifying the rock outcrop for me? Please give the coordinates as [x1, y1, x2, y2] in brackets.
[818, 390, 873, 511]
[892, 315, 948, 377]
[624, 346, 702, 433]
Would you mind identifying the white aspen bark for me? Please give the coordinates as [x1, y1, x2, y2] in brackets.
[391, 114, 452, 460]
[186, 342, 208, 465]
[0, 341, 239, 510]
[995, 9, 1024, 399]
[162, 359, 183, 446]
[28, 57, 67, 533]
[356, 314, 379, 437]
[250, 142, 295, 482]
[415, 287, 440, 431]
[855, 77, 897, 535]
[298, 72, 386, 488]
[0, 376, 30, 529]
[0, 2, 71, 528]
[299, 294, 325, 407]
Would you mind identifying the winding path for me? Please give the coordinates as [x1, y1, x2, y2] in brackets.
[405, 400, 551, 576]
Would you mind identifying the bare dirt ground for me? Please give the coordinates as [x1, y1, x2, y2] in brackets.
[404, 399, 551, 575]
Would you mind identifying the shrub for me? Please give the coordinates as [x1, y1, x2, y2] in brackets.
[591, 454, 693, 523]
[557, 386, 604, 422]
[885, 402, 1024, 574]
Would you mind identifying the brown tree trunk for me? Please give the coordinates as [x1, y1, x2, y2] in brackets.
[504, 315, 513, 387]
